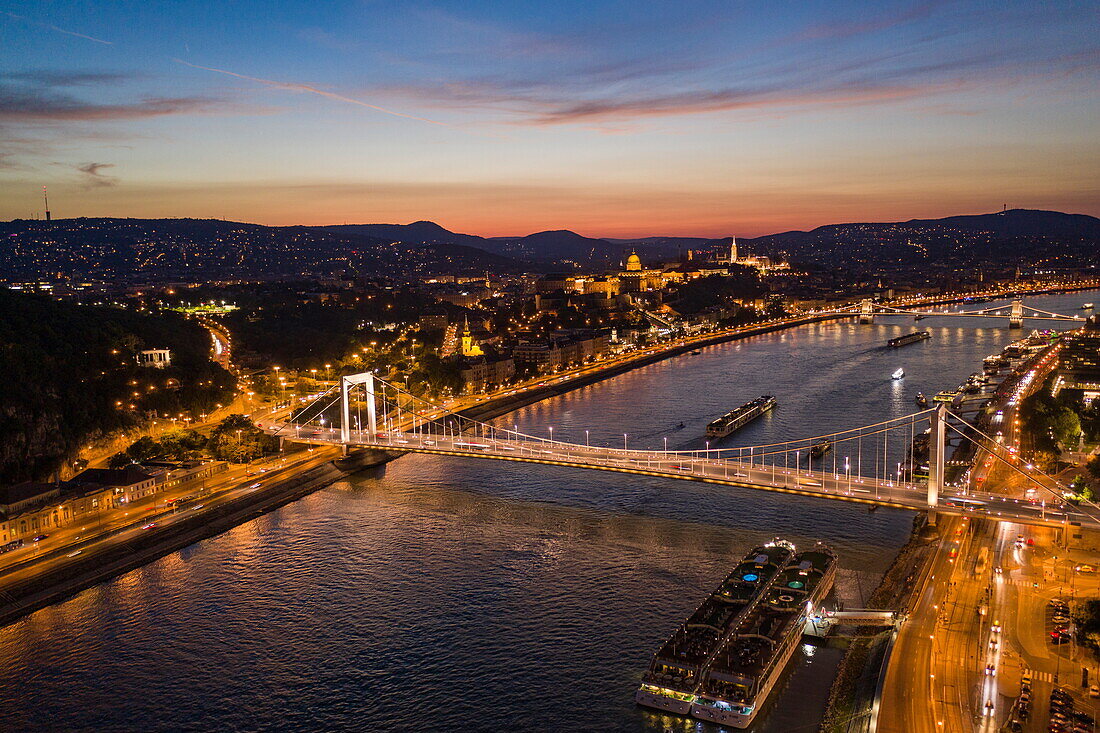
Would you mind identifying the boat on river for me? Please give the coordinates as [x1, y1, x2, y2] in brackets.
[690, 546, 838, 728]
[887, 331, 930, 348]
[915, 392, 929, 408]
[891, 368, 905, 380]
[705, 396, 777, 438]
[636, 541, 796, 715]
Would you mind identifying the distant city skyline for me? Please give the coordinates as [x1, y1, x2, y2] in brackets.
[1, 1, 1098, 237]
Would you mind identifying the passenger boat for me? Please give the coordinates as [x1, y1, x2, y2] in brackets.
[705, 396, 777, 438]
[809, 440, 831, 459]
[887, 331, 930, 348]
[1083, 303, 1094, 310]
[635, 541, 796, 715]
[891, 368, 905, 380]
[690, 546, 838, 728]
[932, 390, 956, 404]
[915, 392, 929, 408]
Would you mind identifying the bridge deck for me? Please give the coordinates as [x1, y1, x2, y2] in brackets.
[270, 425, 1092, 530]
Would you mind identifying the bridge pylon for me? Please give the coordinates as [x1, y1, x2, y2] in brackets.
[859, 298, 875, 324]
[340, 372, 377, 443]
[926, 403, 945, 521]
[1009, 299, 1024, 328]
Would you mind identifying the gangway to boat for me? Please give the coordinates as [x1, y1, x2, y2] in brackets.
[804, 609, 897, 636]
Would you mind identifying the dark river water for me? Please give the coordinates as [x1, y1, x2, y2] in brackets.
[1, 290, 1093, 732]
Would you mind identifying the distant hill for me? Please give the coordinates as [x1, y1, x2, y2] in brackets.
[606, 236, 732, 261]
[486, 229, 622, 264]
[0, 218, 517, 280]
[742, 209, 1100, 269]
[1, 209, 1096, 278]
[327, 222, 630, 265]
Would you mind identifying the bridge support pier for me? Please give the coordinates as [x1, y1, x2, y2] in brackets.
[333, 447, 406, 472]
[859, 298, 875, 324]
[1009, 299, 1024, 328]
[926, 404, 946, 523]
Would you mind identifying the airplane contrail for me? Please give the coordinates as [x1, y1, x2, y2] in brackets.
[172, 58, 453, 128]
[3, 11, 112, 45]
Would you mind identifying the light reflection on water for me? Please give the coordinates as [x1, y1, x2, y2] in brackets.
[0, 289, 1092, 732]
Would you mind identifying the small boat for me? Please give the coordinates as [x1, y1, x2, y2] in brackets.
[810, 440, 831, 459]
[1084, 303, 1094, 310]
[915, 392, 929, 408]
[914, 314, 927, 321]
[892, 368, 905, 380]
[676, 422, 685, 429]
[690, 350, 701, 355]
[868, 505, 878, 512]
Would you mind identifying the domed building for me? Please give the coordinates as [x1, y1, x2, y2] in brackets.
[619, 250, 669, 292]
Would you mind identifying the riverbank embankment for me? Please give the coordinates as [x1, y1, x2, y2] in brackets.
[819, 513, 937, 732]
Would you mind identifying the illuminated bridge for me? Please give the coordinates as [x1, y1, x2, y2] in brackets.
[262, 373, 1100, 531]
[847, 297, 1090, 327]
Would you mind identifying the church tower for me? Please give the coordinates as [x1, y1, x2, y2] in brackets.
[460, 317, 483, 357]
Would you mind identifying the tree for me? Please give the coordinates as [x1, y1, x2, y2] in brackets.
[1070, 475, 1094, 503]
[1088, 455, 1100, 481]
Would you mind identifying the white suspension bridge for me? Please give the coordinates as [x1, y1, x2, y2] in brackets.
[849, 297, 1090, 327]
[260, 372, 1100, 532]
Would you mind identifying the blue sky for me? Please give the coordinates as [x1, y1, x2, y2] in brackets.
[1, 1, 1097, 235]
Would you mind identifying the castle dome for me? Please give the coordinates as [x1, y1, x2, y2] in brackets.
[625, 252, 642, 271]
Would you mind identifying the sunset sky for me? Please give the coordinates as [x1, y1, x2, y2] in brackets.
[1, 1, 1097, 237]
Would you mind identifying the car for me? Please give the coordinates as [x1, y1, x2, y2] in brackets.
[31, 534, 48, 542]
[1051, 630, 1072, 644]
[1021, 670, 1032, 684]
[1091, 685, 1100, 699]
[1015, 534, 1026, 547]
[994, 566, 1003, 575]
[1026, 538, 1034, 546]
[985, 663, 995, 675]
[66, 549, 83, 557]
[142, 522, 156, 530]
[250, 482, 262, 489]
[1076, 564, 1096, 574]
[192, 504, 205, 510]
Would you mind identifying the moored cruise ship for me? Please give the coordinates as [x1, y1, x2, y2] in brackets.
[635, 541, 794, 715]
[690, 546, 838, 728]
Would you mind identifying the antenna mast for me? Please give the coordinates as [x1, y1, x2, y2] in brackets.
[43, 186, 51, 222]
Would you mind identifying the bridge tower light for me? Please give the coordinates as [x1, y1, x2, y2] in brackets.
[1009, 299, 1024, 328]
[859, 299, 875, 324]
[927, 404, 946, 521]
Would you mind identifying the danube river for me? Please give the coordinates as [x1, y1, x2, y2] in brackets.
[1, 291, 1094, 732]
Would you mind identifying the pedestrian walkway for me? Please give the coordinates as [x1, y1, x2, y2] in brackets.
[1025, 668, 1056, 683]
